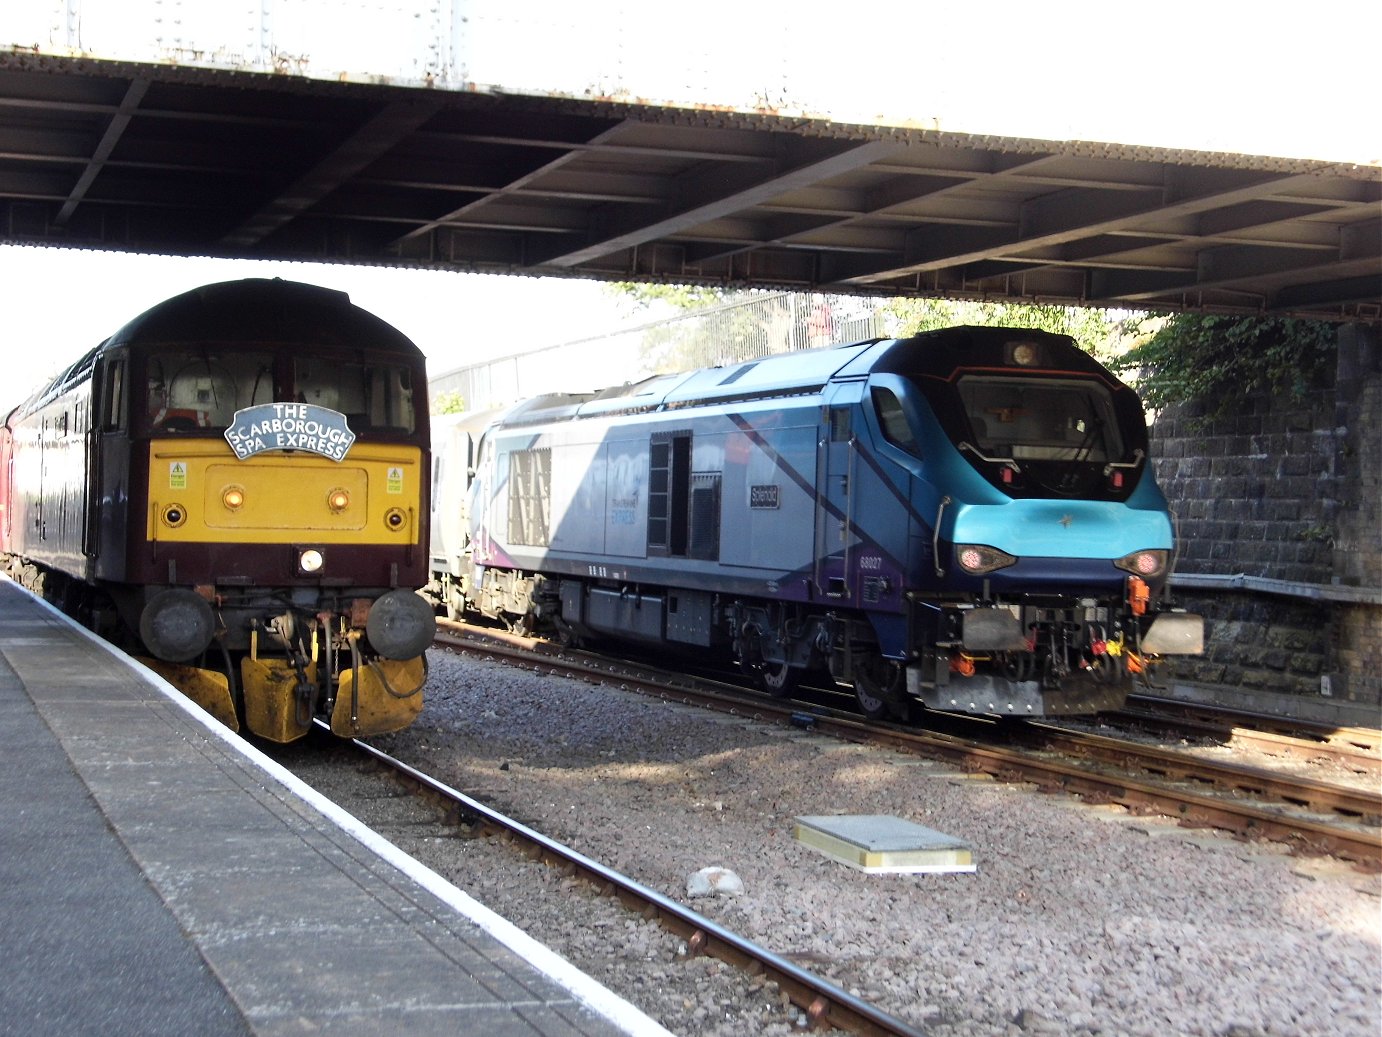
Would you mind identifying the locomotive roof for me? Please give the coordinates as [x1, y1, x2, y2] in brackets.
[496, 340, 887, 426]
[103, 278, 423, 358]
[6, 278, 425, 421]
[862, 325, 1121, 385]
[492, 325, 1120, 429]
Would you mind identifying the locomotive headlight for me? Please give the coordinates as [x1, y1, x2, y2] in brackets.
[298, 548, 325, 574]
[384, 507, 407, 531]
[1007, 340, 1041, 366]
[161, 503, 187, 528]
[956, 544, 1017, 574]
[327, 488, 350, 512]
[1115, 549, 1167, 578]
[221, 486, 245, 511]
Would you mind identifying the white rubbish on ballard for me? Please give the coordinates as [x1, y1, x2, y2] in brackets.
[687, 866, 746, 898]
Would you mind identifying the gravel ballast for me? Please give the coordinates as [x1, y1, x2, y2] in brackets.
[334, 647, 1381, 1037]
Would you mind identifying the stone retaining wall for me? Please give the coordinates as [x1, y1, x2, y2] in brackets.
[1148, 325, 1381, 711]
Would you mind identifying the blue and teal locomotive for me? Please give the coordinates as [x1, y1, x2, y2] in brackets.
[429, 325, 1202, 719]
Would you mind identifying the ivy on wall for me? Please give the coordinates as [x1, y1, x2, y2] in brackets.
[1109, 314, 1338, 419]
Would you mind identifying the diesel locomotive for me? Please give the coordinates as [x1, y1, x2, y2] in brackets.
[1, 278, 436, 741]
[429, 325, 1202, 720]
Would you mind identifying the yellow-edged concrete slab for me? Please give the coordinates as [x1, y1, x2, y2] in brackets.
[794, 814, 976, 874]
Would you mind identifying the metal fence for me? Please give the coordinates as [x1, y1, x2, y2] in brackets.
[430, 292, 882, 412]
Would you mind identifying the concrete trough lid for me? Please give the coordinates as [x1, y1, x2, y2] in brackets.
[794, 814, 976, 874]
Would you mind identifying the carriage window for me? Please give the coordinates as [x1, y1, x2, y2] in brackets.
[295, 358, 415, 434]
[146, 351, 274, 431]
[957, 376, 1123, 462]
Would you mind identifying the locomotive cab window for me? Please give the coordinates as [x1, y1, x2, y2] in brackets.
[956, 376, 1124, 463]
[140, 349, 418, 436]
[871, 386, 921, 457]
[145, 350, 274, 431]
[296, 358, 415, 435]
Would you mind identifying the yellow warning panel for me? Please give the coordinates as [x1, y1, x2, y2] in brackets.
[793, 815, 975, 874]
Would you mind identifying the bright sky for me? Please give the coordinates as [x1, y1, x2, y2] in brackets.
[9, 0, 1376, 163]
[458, 0, 1380, 164]
[0, 247, 633, 408]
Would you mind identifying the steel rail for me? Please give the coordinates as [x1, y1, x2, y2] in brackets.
[1126, 693, 1382, 756]
[347, 735, 926, 1037]
[1106, 707, 1381, 780]
[1013, 722, 1381, 820]
[905, 730, 1382, 866]
[435, 626, 1382, 868]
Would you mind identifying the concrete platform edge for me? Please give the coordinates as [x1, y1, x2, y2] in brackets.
[9, 577, 675, 1037]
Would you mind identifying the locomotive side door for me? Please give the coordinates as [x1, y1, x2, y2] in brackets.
[36, 413, 50, 543]
[90, 354, 131, 581]
[813, 381, 864, 601]
[0, 421, 10, 553]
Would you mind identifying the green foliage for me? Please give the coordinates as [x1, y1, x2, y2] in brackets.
[432, 390, 466, 414]
[1107, 313, 1337, 417]
[879, 299, 1128, 360]
[604, 287, 1150, 377]
[605, 282, 748, 311]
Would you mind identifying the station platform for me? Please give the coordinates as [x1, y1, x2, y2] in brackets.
[0, 577, 671, 1037]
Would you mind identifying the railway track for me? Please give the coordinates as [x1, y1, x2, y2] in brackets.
[436, 621, 1382, 870]
[336, 728, 924, 1037]
[1002, 719, 1379, 821]
[1115, 694, 1381, 777]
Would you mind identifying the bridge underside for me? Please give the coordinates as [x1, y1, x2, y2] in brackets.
[1, 52, 1378, 321]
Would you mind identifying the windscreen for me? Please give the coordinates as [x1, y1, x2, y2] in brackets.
[144, 348, 416, 435]
[957, 376, 1124, 463]
[295, 356, 416, 434]
[146, 350, 274, 430]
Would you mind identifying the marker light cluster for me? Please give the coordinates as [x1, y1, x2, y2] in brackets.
[955, 543, 1017, 575]
[1115, 549, 1167, 578]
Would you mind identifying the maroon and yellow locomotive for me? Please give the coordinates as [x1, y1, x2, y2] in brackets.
[1, 278, 435, 741]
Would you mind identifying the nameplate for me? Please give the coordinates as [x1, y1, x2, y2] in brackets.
[224, 403, 356, 461]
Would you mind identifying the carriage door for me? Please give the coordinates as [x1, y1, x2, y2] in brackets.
[37, 415, 50, 542]
[814, 383, 864, 600]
